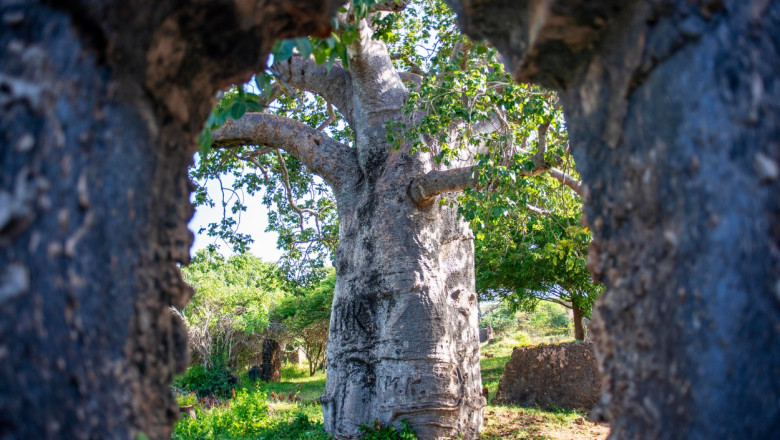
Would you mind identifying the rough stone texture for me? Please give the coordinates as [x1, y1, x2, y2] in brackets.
[493, 342, 600, 412]
[447, 0, 780, 438]
[260, 338, 282, 382]
[0, 1, 336, 439]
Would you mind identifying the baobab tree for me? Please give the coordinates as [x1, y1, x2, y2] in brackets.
[207, 2, 582, 438]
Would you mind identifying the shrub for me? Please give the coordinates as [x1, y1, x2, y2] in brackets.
[176, 392, 198, 407]
[359, 419, 417, 440]
[175, 249, 290, 372]
[514, 332, 531, 347]
[478, 303, 517, 335]
[173, 388, 269, 440]
[174, 361, 239, 399]
[528, 303, 570, 336]
[255, 412, 331, 440]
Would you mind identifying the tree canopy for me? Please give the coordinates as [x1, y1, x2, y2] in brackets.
[176, 249, 289, 369]
[191, 0, 584, 283]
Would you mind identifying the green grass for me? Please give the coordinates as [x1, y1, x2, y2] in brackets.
[245, 364, 326, 403]
[173, 329, 606, 440]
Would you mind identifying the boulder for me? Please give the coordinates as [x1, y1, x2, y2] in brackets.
[493, 342, 600, 412]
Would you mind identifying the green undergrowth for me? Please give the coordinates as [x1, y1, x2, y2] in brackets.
[173, 330, 601, 440]
[172, 364, 418, 440]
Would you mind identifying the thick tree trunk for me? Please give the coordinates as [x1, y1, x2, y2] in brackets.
[321, 140, 485, 439]
[572, 303, 585, 341]
[260, 338, 282, 382]
[448, 0, 780, 438]
[0, 1, 335, 439]
[208, 17, 488, 438]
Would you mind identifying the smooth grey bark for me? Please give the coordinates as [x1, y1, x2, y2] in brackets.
[323, 141, 483, 439]
[0, 1, 336, 439]
[214, 16, 486, 439]
[447, 0, 780, 438]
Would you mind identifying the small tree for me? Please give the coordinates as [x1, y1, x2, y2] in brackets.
[273, 269, 335, 376]
[475, 212, 603, 340]
[175, 249, 288, 370]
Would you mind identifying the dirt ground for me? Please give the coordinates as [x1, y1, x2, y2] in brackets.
[480, 405, 609, 440]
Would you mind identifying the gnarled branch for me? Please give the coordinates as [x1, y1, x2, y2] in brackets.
[212, 113, 358, 191]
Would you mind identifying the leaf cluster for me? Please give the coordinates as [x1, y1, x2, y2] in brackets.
[177, 249, 291, 369]
[475, 211, 603, 316]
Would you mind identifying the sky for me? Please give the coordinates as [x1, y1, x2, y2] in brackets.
[188, 174, 284, 263]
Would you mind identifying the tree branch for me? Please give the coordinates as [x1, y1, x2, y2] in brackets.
[315, 102, 338, 131]
[212, 113, 359, 191]
[409, 158, 556, 205]
[547, 168, 583, 196]
[347, 18, 408, 128]
[525, 204, 551, 216]
[398, 71, 423, 86]
[273, 56, 355, 124]
[372, 0, 410, 12]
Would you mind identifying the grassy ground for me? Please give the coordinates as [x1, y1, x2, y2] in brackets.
[255, 365, 327, 403]
[478, 333, 609, 440]
[174, 332, 608, 439]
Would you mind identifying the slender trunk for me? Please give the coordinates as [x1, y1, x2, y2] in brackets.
[572, 303, 585, 341]
[448, 0, 780, 438]
[321, 140, 485, 439]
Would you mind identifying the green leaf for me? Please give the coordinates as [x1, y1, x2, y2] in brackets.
[230, 100, 247, 120]
[274, 39, 296, 62]
[313, 46, 328, 64]
[197, 128, 212, 157]
[255, 72, 272, 96]
[294, 38, 313, 59]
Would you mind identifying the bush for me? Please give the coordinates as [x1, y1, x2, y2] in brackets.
[173, 388, 269, 440]
[359, 420, 417, 440]
[528, 303, 570, 336]
[255, 412, 331, 440]
[479, 303, 517, 335]
[176, 392, 198, 407]
[514, 332, 531, 347]
[174, 362, 239, 399]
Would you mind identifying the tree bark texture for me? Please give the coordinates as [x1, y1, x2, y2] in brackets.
[0, 1, 335, 439]
[322, 146, 484, 440]
[447, 0, 779, 438]
[260, 338, 282, 382]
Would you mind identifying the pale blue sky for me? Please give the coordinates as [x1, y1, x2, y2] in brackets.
[188, 174, 284, 263]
